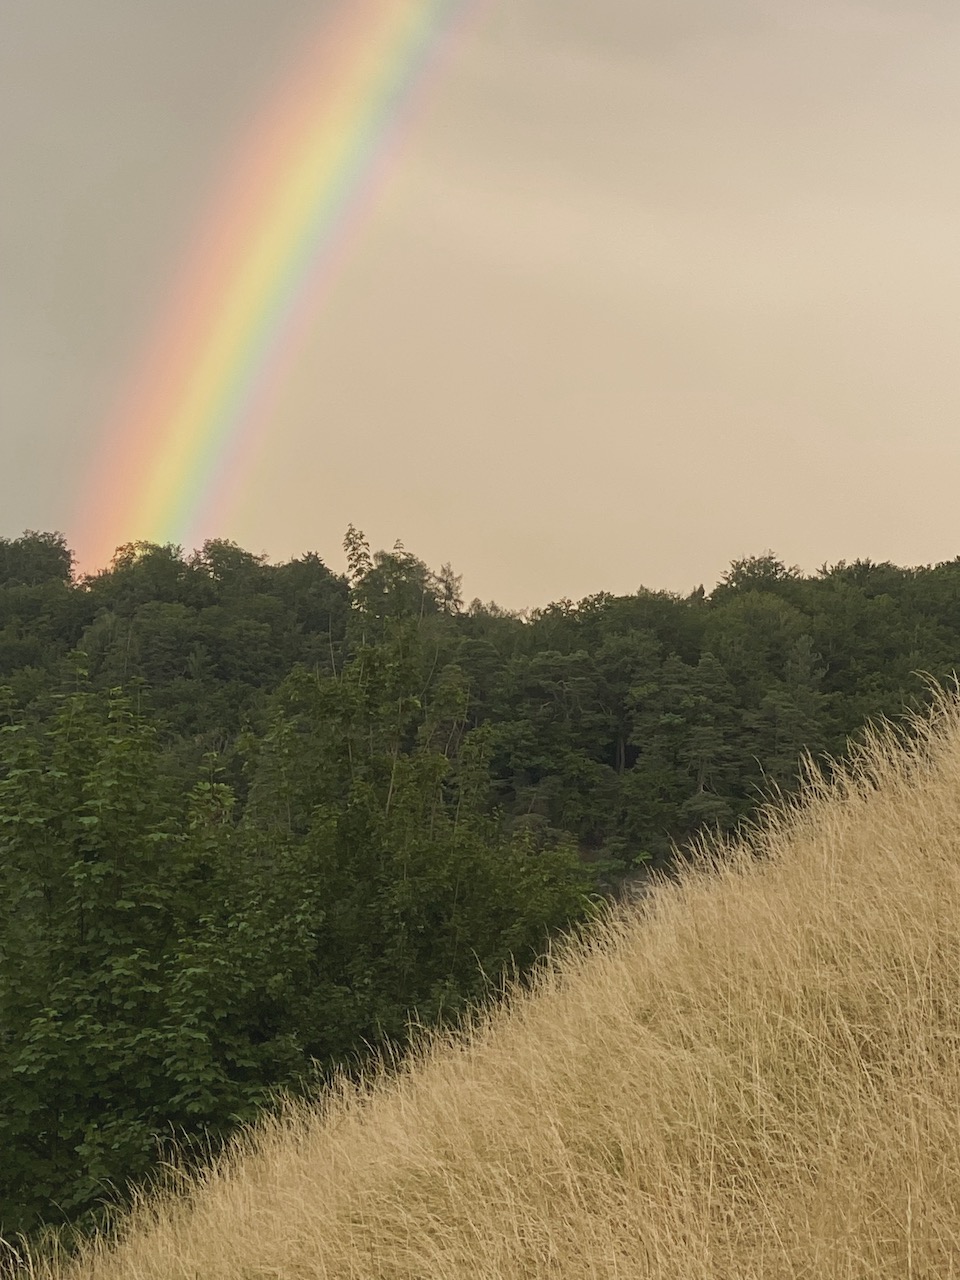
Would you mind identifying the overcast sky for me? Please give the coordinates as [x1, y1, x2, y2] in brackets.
[3, 0, 959, 608]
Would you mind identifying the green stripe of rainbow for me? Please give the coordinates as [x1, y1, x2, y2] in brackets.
[76, 0, 482, 570]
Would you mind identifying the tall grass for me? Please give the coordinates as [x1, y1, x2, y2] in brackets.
[15, 690, 960, 1278]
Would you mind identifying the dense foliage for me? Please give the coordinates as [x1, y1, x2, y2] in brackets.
[2, 527, 960, 1242]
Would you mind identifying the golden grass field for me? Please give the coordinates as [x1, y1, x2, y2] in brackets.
[19, 691, 960, 1278]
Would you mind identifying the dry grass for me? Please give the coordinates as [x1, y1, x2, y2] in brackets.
[17, 691, 960, 1278]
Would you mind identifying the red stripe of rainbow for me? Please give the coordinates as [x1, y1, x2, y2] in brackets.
[76, 0, 482, 570]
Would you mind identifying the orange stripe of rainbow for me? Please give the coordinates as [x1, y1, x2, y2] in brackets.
[76, 0, 482, 571]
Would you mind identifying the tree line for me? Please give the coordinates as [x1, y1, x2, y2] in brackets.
[2, 527, 959, 1243]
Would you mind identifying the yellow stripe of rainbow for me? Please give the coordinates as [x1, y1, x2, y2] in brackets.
[77, 0, 481, 571]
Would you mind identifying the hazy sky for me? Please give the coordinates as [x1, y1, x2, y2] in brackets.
[3, 0, 960, 609]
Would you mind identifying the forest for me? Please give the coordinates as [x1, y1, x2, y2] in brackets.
[3, 526, 960, 1245]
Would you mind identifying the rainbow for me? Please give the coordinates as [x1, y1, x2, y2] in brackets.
[77, 0, 483, 571]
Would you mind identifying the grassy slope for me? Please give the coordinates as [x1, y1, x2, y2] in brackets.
[23, 694, 960, 1278]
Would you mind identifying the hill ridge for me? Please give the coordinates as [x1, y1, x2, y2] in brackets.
[21, 692, 960, 1278]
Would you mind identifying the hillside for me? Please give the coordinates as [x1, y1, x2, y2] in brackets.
[20, 689, 960, 1278]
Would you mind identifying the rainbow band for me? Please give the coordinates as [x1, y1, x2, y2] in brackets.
[79, 0, 479, 569]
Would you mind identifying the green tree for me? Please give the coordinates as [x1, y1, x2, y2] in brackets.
[0, 684, 302, 1236]
[241, 623, 593, 1059]
[0, 532, 73, 588]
